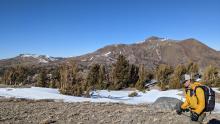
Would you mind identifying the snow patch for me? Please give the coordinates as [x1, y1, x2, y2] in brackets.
[135, 40, 145, 44]
[104, 52, 111, 57]
[21, 54, 39, 58]
[0, 87, 183, 104]
[108, 57, 116, 61]
[215, 103, 220, 113]
[0, 87, 220, 113]
[160, 38, 168, 41]
[20, 54, 58, 62]
[90, 57, 94, 61]
[48, 57, 58, 61]
[38, 58, 48, 63]
[213, 88, 220, 93]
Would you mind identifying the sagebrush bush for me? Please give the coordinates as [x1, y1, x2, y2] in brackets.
[128, 92, 138, 97]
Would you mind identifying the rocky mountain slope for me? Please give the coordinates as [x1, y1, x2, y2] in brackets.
[1, 36, 220, 69]
[70, 36, 220, 69]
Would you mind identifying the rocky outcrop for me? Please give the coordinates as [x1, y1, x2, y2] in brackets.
[151, 97, 183, 112]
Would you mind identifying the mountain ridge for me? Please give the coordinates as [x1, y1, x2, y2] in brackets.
[1, 37, 220, 69]
[69, 36, 220, 69]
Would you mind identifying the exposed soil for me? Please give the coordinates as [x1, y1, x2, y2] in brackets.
[0, 97, 220, 124]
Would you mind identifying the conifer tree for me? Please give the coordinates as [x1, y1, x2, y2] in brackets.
[98, 65, 107, 89]
[135, 64, 149, 90]
[112, 55, 130, 89]
[186, 62, 199, 76]
[59, 62, 82, 96]
[203, 65, 219, 86]
[37, 69, 47, 87]
[169, 64, 186, 89]
[155, 64, 173, 90]
[86, 64, 100, 90]
[128, 64, 139, 87]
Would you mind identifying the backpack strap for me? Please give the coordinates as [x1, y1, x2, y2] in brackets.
[194, 85, 204, 95]
[193, 86, 202, 104]
[194, 86, 199, 96]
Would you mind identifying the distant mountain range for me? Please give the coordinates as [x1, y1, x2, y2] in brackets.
[0, 54, 64, 67]
[1, 36, 220, 69]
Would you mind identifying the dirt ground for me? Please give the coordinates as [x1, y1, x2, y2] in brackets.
[0, 97, 220, 124]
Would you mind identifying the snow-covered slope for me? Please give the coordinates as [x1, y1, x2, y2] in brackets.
[0, 87, 182, 104]
[213, 88, 220, 93]
[0, 87, 220, 113]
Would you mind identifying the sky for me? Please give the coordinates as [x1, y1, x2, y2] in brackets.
[0, 0, 220, 59]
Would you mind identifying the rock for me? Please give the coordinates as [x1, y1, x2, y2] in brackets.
[40, 118, 56, 124]
[151, 97, 183, 112]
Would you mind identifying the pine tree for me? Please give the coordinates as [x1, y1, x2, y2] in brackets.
[2, 68, 10, 84]
[59, 62, 84, 96]
[135, 65, 148, 90]
[2, 65, 30, 85]
[203, 65, 219, 86]
[37, 69, 47, 87]
[112, 55, 130, 90]
[186, 62, 199, 76]
[155, 64, 173, 90]
[59, 65, 68, 92]
[3, 67, 16, 85]
[15, 65, 28, 85]
[98, 65, 107, 89]
[128, 64, 139, 87]
[169, 64, 186, 89]
[86, 64, 100, 90]
[49, 68, 60, 88]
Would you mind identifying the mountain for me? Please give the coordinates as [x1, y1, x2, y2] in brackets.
[68, 36, 220, 69]
[1, 36, 220, 69]
[0, 54, 64, 67]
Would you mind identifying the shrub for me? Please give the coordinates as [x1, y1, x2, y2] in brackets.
[128, 91, 138, 97]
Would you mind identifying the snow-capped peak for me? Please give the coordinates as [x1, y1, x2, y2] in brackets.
[159, 38, 168, 41]
[19, 54, 60, 63]
[43, 55, 59, 61]
[20, 54, 39, 58]
[135, 40, 145, 44]
[38, 58, 48, 63]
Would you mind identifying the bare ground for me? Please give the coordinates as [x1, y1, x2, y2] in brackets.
[0, 97, 220, 124]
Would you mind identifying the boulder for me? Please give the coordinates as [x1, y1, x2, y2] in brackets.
[151, 97, 183, 112]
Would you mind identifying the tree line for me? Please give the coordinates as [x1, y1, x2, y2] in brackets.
[0, 55, 219, 96]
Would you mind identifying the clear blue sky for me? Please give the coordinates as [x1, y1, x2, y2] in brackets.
[0, 0, 220, 59]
